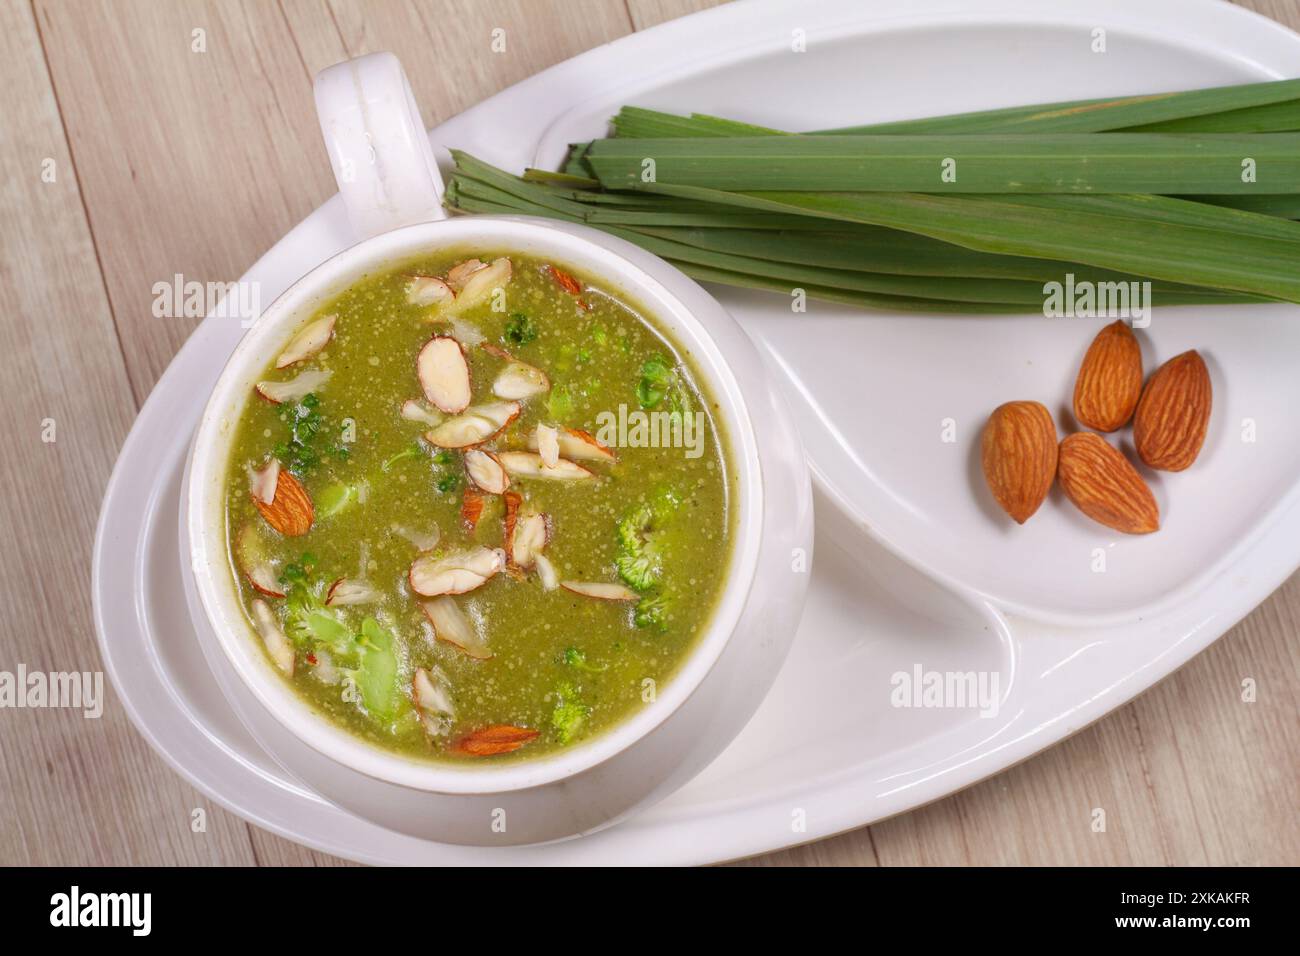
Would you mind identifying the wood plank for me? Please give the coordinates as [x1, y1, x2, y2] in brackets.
[626, 0, 723, 31]
[34, 0, 340, 400]
[0, 0, 256, 866]
[315, 0, 634, 124]
[17, 0, 1299, 866]
[1232, 0, 1300, 25]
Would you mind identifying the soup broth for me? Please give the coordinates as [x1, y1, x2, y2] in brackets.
[224, 250, 734, 762]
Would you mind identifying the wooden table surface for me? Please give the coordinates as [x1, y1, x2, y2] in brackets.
[2, 0, 1297, 867]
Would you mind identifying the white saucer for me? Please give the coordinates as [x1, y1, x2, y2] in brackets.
[93, 0, 1300, 864]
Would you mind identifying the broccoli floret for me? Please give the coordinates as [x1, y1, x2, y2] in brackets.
[633, 593, 669, 632]
[505, 312, 538, 347]
[277, 553, 358, 653]
[277, 393, 349, 475]
[562, 647, 608, 673]
[614, 489, 682, 592]
[616, 503, 652, 553]
[635, 355, 692, 421]
[636, 355, 673, 409]
[551, 681, 589, 744]
[615, 552, 657, 591]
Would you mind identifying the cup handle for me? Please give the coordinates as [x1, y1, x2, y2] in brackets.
[313, 52, 446, 240]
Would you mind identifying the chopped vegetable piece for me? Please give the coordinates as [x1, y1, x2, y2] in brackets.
[633, 593, 670, 632]
[563, 647, 608, 673]
[504, 312, 538, 346]
[382, 441, 424, 471]
[346, 618, 400, 720]
[316, 482, 357, 518]
[550, 681, 589, 744]
[546, 383, 576, 420]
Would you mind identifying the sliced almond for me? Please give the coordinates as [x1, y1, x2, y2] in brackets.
[425, 401, 521, 449]
[311, 649, 340, 685]
[492, 360, 549, 400]
[252, 468, 314, 537]
[244, 564, 284, 598]
[560, 581, 639, 602]
[275, 314, 336, 369]
[445, 258, 486, 292]
[528, 427, 616, 463]
[546, 265, 591, 310]
[450, 724, 539, 756]
[534, 553, 559, 591]
[400, 398, 443, 426]
[250, 599, 295, 675]
[446, 257, 512, 315]
[448, 317, 485, 346]
[464, 449, 509, 494]
[419, 596, 491, 660]
[236, 524, 284, 597]
[409, 546, 505, 597]
[412, 666, 455, 737]
[406, 275, 453, 306]
[460, 486, 485, 530]
[547, 264, 583, 296]
[325, 578, 382, 607]
[535, 424, 560, 469]
[392, 523, 440, 552]
[247, 458, 280, 506]
[418, 336, 472, 414]
[479, 342, 513, 361]
[255, 369, 333, 405]
[502, 491, 522, 560]
[510, 510, 550, 569]
[496, 451, 594, 481]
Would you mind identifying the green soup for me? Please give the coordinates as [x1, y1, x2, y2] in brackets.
[225, 250, 734, 762]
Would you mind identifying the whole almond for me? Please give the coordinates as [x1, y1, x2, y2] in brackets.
[1073, 320, 1142, 432]
[981, 401, 1058, 524]
[1133, 350, 1211, 471]
[1057, 432, 1159, 534]
[252, 469, 314, 537]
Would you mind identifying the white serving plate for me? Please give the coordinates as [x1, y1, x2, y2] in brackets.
[94, 0, 1300, 864]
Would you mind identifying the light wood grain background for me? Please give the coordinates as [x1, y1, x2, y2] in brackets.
[1, 0, 1296, 866]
